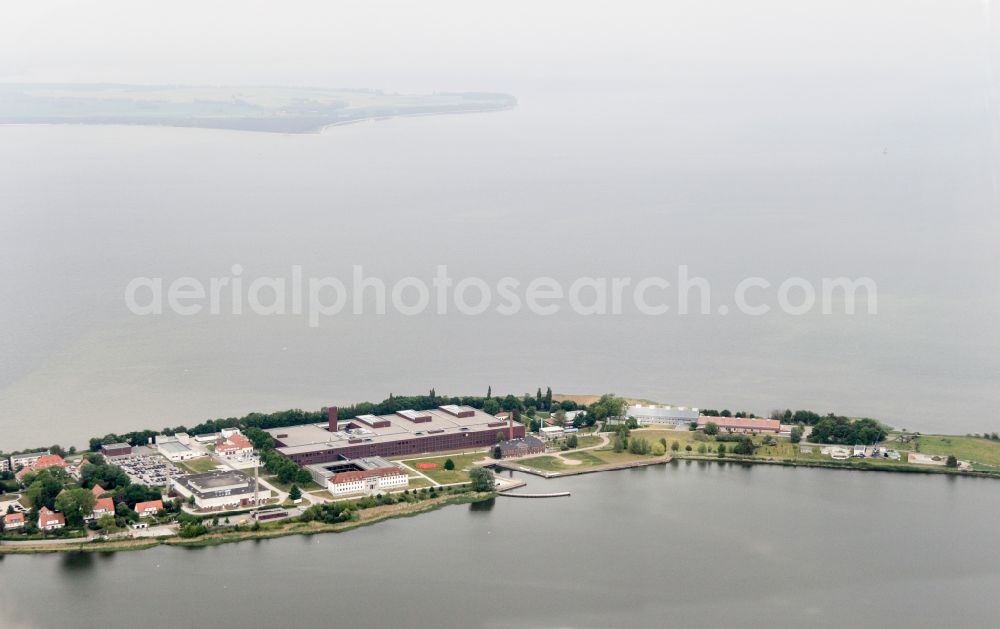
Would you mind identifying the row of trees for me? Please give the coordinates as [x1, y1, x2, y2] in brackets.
[809, 416, 888, 445]
[701, 410, 759, 419]
[260, 450, 312, 486]
[84, 388, 574, 452]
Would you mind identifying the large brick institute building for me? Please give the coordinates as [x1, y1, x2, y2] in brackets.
[268, 405, 525, 466]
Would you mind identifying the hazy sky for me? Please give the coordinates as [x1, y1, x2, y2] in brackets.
[2, 1, 997, 95]
[1, 1, 999, 447]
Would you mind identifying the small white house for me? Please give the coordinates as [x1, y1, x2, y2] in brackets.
[540, 426, 564, 440]
[38, 507, 65, 530]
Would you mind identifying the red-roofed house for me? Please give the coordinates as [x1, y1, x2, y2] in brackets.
[4, 512, 25, 530]
[327, 467, 408, 496]
[88, 497, 116, 521]
[697, 416, 781, 434]
[15, 453, 68, 481]
[91, 484, 108, 498]
[216, 433, 254, 459]
[38, 506, 65, 530]
[135, 500, 163, 518]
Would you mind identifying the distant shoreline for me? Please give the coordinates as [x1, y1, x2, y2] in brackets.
[0, 104, 517, 136]
[0, 83, 517, 135]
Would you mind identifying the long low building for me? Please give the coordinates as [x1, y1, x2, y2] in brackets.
[268, 405, 525, 466]
[170, 470, 260, 510]
[697, 416, 781, 434]
[304, 456, 409, 496]
[627, 404, 700, 426]
[9, 451, 49, 471]
[328, 467, 408, 496]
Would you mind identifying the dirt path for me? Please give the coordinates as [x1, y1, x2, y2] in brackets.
[554, 432, 609, 463]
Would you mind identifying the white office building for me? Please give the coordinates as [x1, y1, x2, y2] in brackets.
[327, 467, 409, 496]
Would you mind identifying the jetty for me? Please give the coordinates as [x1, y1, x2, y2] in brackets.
[496, 491, 571, 498]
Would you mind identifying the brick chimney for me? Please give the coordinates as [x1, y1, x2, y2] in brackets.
[328, 406, 339, 432]
[508, 415, 513, 441]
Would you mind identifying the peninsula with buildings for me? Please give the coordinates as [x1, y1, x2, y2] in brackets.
[0, 84, 517, 133]
[1, 389, 998, 554]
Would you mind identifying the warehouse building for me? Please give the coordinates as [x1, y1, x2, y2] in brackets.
[100, 442, 133, 458]
[627, 404, 700, 426]
[267, 405, 524, 466]
[156, 437, 199, 462]
[696, 416, 781, 434]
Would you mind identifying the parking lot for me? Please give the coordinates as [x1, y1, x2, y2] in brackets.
[112, 450, 183, 486]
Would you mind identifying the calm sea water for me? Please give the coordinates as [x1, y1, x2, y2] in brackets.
[1, 463, 998, 628]
[0, 84, 998, 450]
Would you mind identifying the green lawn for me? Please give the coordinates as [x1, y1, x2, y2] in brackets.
[513, 456, 574, 472]
[893, 435, 1000, 469]
[176, 457, 223, 474]
[516, 449, 661, 473]
[398, 453, 487, 484]
[563, 451, 607, 465]
[402, 474, 435, 489]
[260, 474, 323, 493]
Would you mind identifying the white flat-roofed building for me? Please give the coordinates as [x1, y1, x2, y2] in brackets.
[170, 470, 259, 510]
[156, 439, 199, 462]
[540, 426, 564, 439]
[627, 405, 700, 426]
[9, 451, 49, 471]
